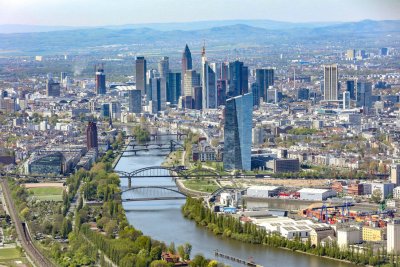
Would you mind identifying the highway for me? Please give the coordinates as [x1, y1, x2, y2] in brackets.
[1, 179, 55, 267]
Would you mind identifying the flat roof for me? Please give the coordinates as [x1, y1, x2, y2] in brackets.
[298, 188, 331, 193]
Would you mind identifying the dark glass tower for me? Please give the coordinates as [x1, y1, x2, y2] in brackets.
[95, 67, 106, 95]
[86, 122, 98, 150]
[228, 60, 248, 97]
[135, 56, 147, 94]
[167, 72, 181, 104]
[223, 93, 252, 171]
[346, 80, 356, 100]
[255, 68, 274, 101]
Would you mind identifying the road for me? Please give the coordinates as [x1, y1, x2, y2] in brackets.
[1, 179, 55, 267]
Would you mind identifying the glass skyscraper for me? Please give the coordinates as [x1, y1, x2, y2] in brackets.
[223, 93, 252, 171]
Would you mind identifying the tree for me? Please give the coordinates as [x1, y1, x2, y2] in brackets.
[371, 189, 383, 204]
[150, 260, 171, 267]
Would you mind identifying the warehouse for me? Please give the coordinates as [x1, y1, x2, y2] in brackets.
[246, 186, 282, 198]
[297, 188, 337, 201]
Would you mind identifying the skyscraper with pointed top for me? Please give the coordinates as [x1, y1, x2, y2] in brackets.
[200, 43, 217, 110]
[182, 44, 192, 95]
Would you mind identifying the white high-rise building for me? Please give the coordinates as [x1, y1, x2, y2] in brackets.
[323, 64, 338, 101]
[200, 45, 217, 110]
[387, 218, 400, 254]
[391, 164, 400, 186]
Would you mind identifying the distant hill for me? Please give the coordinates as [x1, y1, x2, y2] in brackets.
[0, 20, 399, 55]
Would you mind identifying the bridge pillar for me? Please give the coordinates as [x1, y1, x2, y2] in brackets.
[128, 177, 132, 188]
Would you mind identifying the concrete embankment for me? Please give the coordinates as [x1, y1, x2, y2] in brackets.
[174, 178, 209, 198]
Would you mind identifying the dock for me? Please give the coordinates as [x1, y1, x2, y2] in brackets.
[214, 250, 263, 267]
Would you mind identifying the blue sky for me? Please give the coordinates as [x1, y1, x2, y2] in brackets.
[0, 0, 399, 26]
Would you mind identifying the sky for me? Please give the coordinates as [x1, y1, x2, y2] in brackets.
[0, 0, 399, 26]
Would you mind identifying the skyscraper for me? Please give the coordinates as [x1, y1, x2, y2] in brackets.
[255, 68, 274, 101]
[129, 89, 142, 114]
[200, 45, 217, 110]
[356, 81, 372, 108]
[193, 86, 203, 110]
[95, 67, 106, 95]
[323, 64, 339, 101]
[135, 56, 147, 95]
[158, 56, 169, 79]
[183, 70, 200, 98]
[251, 83, 260, 106]
[228, 61, 248, 97]
[346, 80, 356, 100]
[387, 218, 400, 254]
[46, 78, 61, 97]
[150, 77, 167, 113]
[86, 122, 98, 150]
[167, 72, 181, 104]
[343, 91, 350, 109]
[217, 80, 227, 107]
[223, 93, 253, 171]
[182, 44, 192, 91]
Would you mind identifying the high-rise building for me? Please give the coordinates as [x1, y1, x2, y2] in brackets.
[110, 101, 121, 119]
[95, 67, 106, 95]
[101, 103, 110, 117]
[387, 218, 400, 254]
[227, 60, 248, 97]
[343, 91, 351, 109]
[255, 68, 274, 101]
[158, 56, 169, 78]
[251, 83, 260, 106]
[346, 80, 356, 100]
[346, 49, 356, 60]
[182, 44, 192, 89]
[193, 86, 203, 110]
[60, 72, 68, 86]
[167, 72, 181, 104]
[356, 81, 372, 108]
[150, 77, 167, 112]
[380, 47, 389, 56]
[86, 122, 98, 150]
[135, 56, 147, 95]
[129, 89, 142, 114]
[183, 70, 200, 98]
[323, 64, 338, 101]
[217, 80, 227, 107]
[391, 164, 400, 186]
[46, 78, 61, 97]
[297, 88, 310, 100]
[223, 93, 253, 171]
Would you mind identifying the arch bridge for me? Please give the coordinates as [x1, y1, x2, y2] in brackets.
[116, 185, 187, 202]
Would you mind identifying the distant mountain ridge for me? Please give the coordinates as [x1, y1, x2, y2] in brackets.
[0, 20, 399, 55]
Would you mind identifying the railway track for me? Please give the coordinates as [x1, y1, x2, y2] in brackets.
[1, 179, 55, 267]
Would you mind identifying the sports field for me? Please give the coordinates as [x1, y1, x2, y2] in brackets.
[27, 186, 64, 201]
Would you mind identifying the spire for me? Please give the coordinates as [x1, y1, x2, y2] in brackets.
[202, 40, 206, 57]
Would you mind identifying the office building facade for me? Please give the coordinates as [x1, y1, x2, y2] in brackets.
[129, 89, 142, 114]
[255, 68, 274, 101]
[167, 72, 181, 104]
[95, 67, 106, 95]
[228, 61, 248, 97]
[86, 122, 98, 150]
[46, 78, 61, 97]
[323, 64, 338, 101]
[223, 93, 253, 171]
[135, 56, 147, 94]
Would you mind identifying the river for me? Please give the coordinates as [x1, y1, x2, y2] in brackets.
[115, 137, 356, 267]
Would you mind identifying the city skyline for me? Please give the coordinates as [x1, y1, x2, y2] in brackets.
[0, 0, 399, 27]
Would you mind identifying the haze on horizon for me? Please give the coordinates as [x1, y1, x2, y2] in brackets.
[0, 0, 399, 27]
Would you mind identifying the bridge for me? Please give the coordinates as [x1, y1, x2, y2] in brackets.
[116, 185, 187, 202]
[116, 166, 222, 188]
[121, 140, 184, 156]
[124, 131, 188, 141]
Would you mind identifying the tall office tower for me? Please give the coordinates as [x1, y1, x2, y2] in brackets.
[193, 86, 203, 110]
[356, 81, 372, 108]
[200, 45, 217, 109]
[182, 44, 192, 89]
[183, 70, 200, 97]
[346, 49, 356, 60]
[387, 218, 400, 254]
[95, 67, 106, 95]
[46, 78, 61, 97]
[323, 64, 339, 101]
[129, 89, 142, 114]
[158, 56, 169, 78]
[380, 47, 389, 56]
[217, 80, 227, 106]
[343, 91, 350, 109]
[346, 80, 356, 99]
[86, 121, 98, 150]
[221, 62, 229, 80]
[167, 72, 181, 104]
[210, 62, 221, 81]
[110, 101, 121, 119]
[228, 60, 248, 97]
[223, 93, 253, 171]
[135, 56, 147, 95]
[297, 88, 310, 100]
[101, 103, 110, 117]
[251, 83, 260, 107]
[391, 164, 400, 186]
[255, 68, 274, 101]
[266, 87, 278, 103]
[60, 72, 67, 86]
[150, 77, 167, 112]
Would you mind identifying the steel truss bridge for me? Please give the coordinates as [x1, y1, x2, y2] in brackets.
[124, 131, 188, 141]
[121, 140, 184, 156]
[117, 185, 188, 202]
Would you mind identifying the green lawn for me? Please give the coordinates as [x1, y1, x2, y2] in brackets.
[0, 248, 21, 260]
[28, 187, 64, 202]
[183, 180, 219, 193]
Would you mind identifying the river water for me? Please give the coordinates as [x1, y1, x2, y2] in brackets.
[115, 137, 356, 267]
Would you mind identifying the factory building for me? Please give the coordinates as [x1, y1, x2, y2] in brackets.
[297, 188, 337, 201]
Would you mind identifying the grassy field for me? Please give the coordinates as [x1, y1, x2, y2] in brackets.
[182, 179, 219, 193]
[28, 187, 64, 201]
[0, 248, 21, 260]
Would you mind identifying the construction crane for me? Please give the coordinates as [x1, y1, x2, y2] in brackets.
[311, 201, 355, 223]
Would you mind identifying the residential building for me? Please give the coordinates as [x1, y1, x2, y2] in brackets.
[362, 226, 386, 242]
